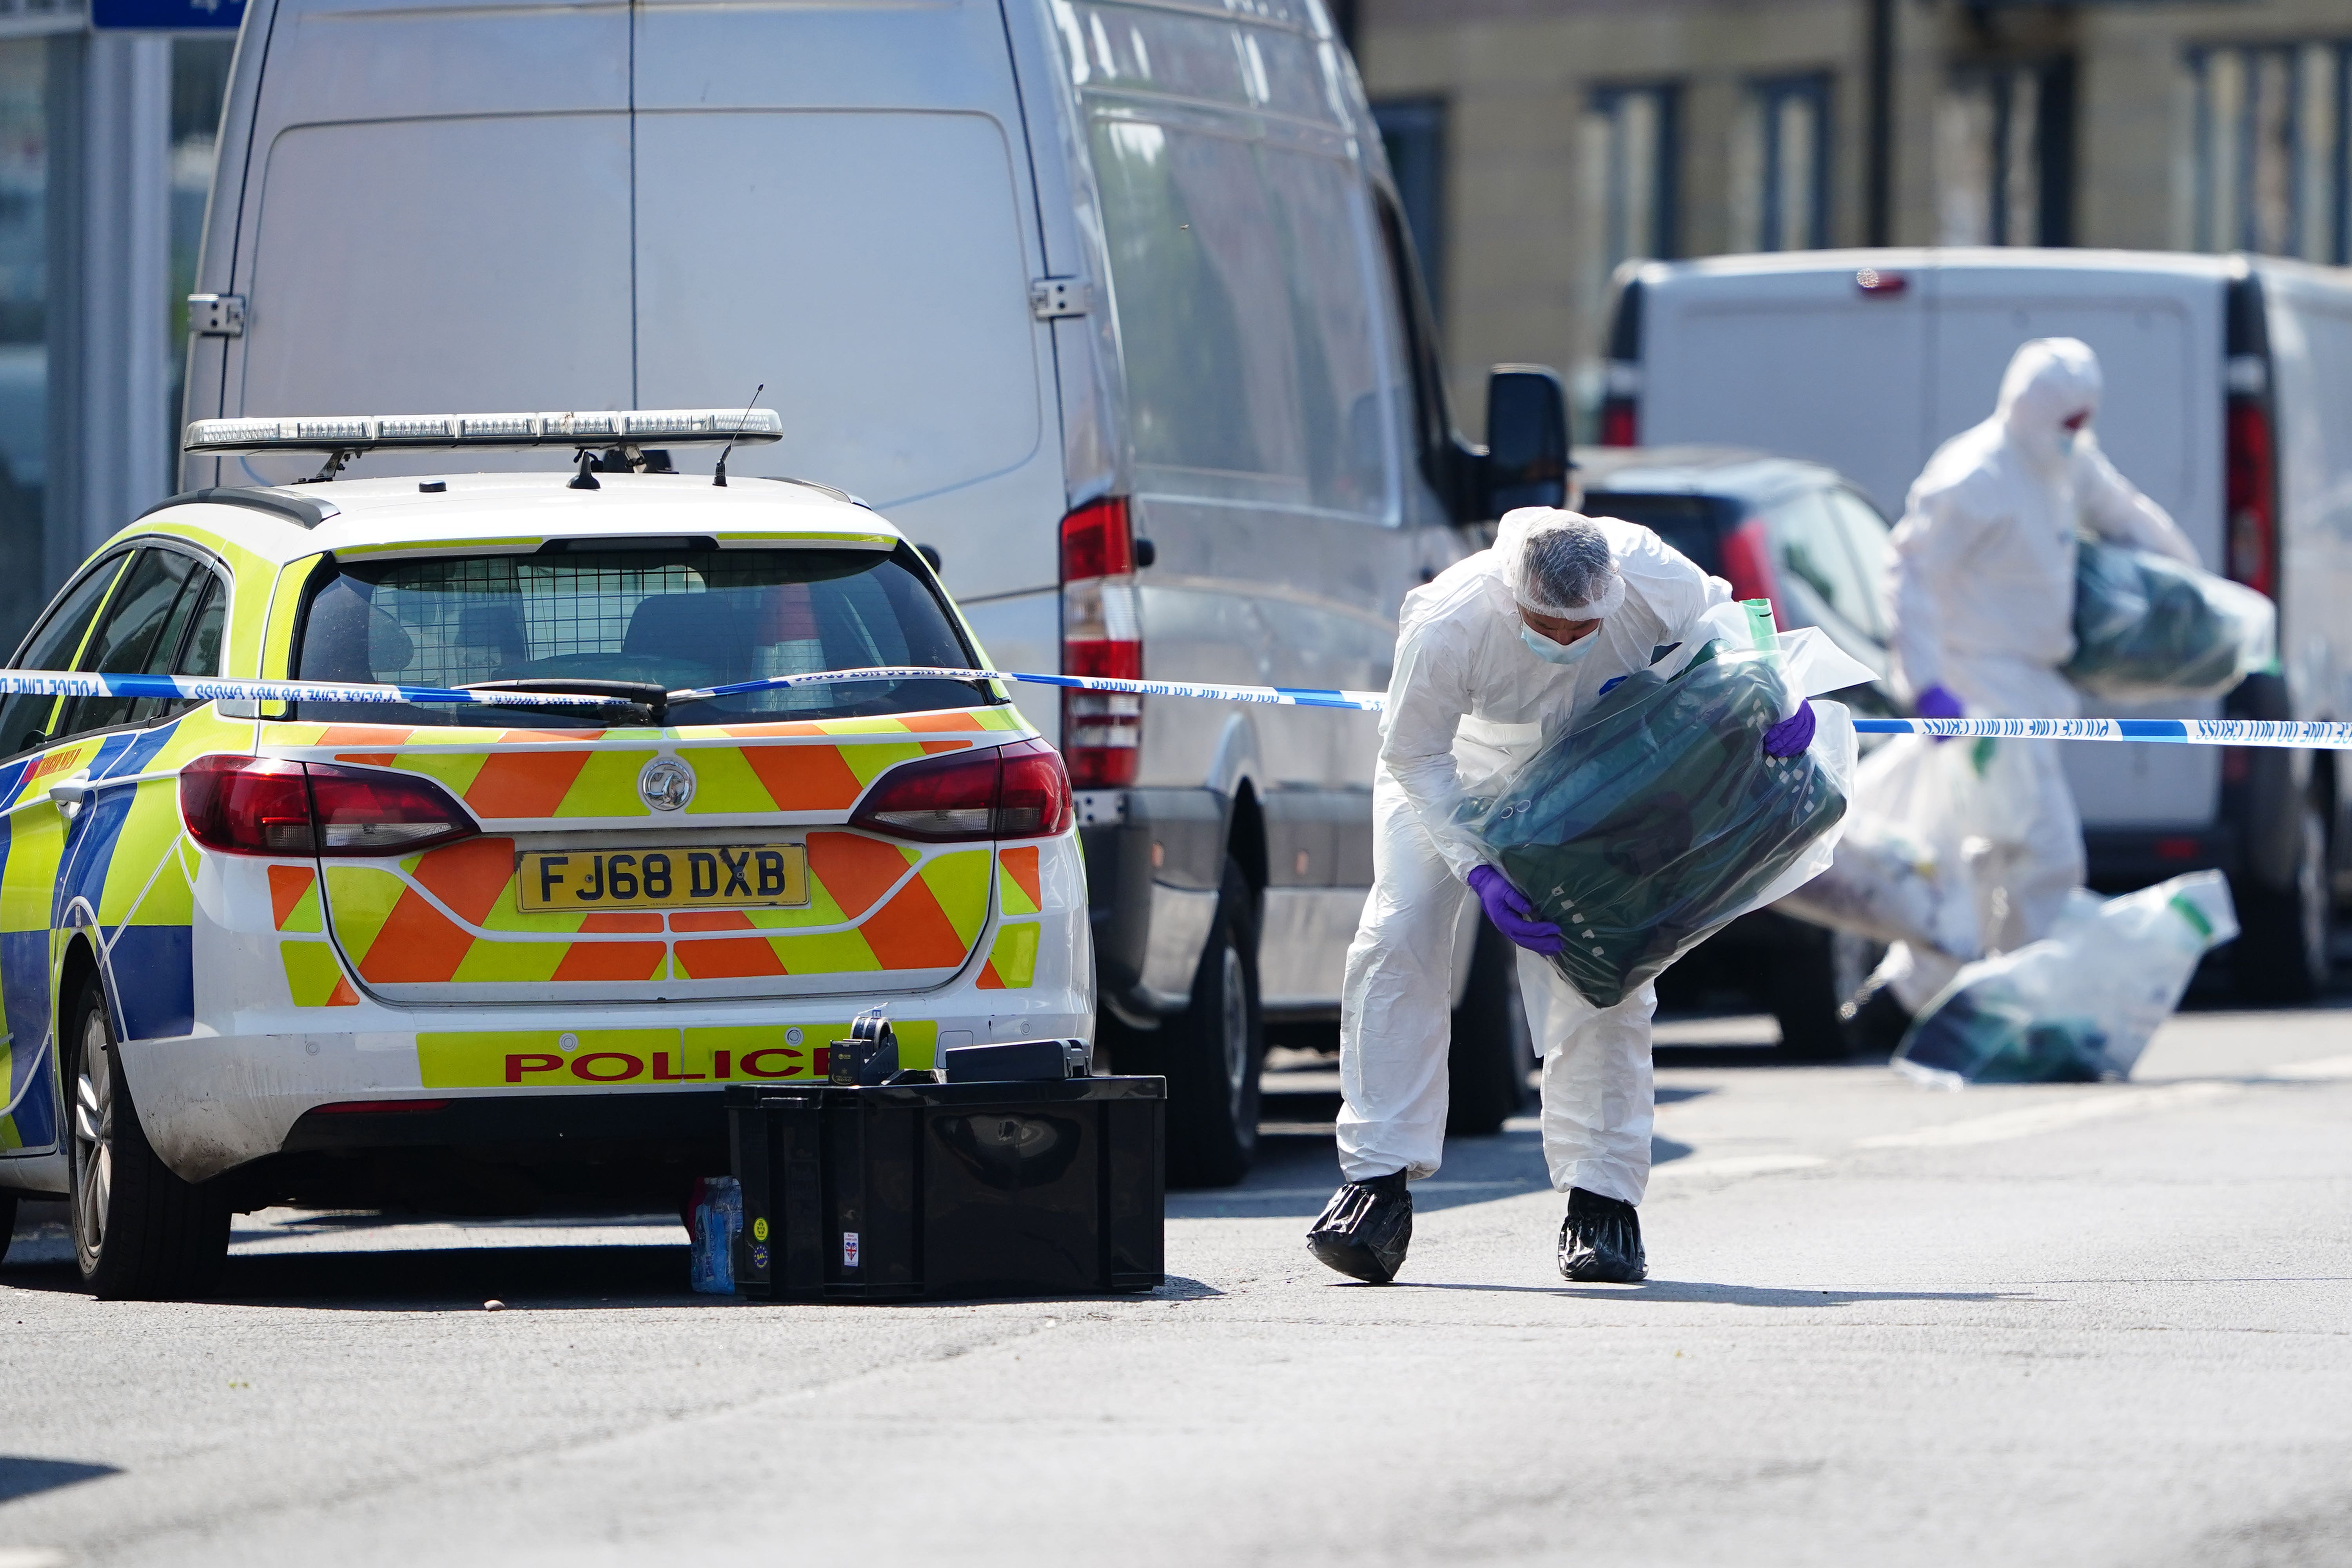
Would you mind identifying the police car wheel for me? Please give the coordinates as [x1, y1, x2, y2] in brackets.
[0, 1190, 15, 1268]
[1159, 858, 1264, 1189]
[65, 973, 229, 1301]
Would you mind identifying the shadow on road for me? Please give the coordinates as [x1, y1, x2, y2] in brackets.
[1172, 1127, 1713, 1221]
[1, 1245, 704, 1310]
[0, 1249, 1223, 1310]
[0, 1456, 120, 1504]
[1171, 1128, 1564, 1220]
[4, 1250, 1232, 1316]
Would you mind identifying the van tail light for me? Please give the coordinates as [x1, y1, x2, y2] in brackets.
[1060, 497, 1142, 787]
[1719, 515, 1784, 624]
[2225, 396, 2277, 598]
[180, 755, 479, 856]
[850, 739, 1074, 844]
[1599, 397, 1638, 448]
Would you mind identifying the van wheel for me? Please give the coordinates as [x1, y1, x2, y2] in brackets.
[65, 972, 229, 1299]
[1763, 925, 1851, 1059]
[1447, 917, 1534, 1134]
[0, 1190, 15, 1267]
[1156, 858, 1264, 1188]
[2235, 795, 2335, 1005]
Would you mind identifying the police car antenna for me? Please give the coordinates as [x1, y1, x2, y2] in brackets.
[712, 384, 764, 488]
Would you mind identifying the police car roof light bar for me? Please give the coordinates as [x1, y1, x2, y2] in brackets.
[183, 408, 786, 455]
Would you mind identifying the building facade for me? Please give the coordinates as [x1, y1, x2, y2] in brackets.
[1354, 0, 2352, 433]
[0, 1, 234, 651]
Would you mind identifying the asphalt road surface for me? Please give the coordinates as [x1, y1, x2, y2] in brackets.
[5, 1004, 2351, 1567]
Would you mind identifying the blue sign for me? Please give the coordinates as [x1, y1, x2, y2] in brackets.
[91, 0, 245, 28]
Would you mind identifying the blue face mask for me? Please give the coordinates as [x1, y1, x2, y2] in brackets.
[1522, 622, 1599, 666]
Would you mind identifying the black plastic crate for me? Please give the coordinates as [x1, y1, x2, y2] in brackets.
[725, 1076, 1165, 1300]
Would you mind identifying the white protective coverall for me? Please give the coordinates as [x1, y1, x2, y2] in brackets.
[1879, 337, 2198, 1010]
[1337, 514, 1730, 1204]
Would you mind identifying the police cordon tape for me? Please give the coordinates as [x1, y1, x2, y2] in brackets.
[0, 668, 620, 710]
[1847, 716, 2352, 749]
[8, 664, 2352, 750]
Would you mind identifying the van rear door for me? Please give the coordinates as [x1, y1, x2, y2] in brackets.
[1925, 266, 2221, 559]
[629, 0, 1065, 613]
[1639, 255, 1933, 514]
[208, 0, 635, 483]
[1926, 263, 2227, 833]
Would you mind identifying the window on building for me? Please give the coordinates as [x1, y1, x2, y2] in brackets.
[1583, 83, 1679, 269]
[1937, 60, 2075, 247]
[1372, 97, 1445, 322]
[1737, 74, 1832, 253]
[2192, 42, 2349, 263]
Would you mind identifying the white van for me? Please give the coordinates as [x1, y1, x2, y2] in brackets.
[1600, 248, 2352, 1002]
[180, 0, 1570, 1181]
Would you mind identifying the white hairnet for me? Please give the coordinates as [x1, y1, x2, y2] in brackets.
[1996, 338, 2102, 468]
[1496, 507, 1626, 620]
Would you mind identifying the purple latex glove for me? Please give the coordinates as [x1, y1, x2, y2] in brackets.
[1915, 682, 1964, 744]
[1762, 701, 1815, 758]
[1467, 865, 1564, 956]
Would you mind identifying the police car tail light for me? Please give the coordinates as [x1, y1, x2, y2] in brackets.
[180, 756, 477, 856]
[307, 764, 479, 853]
[851, 751, 999, 842]
[181, 757, 316, 854]
[851, 741, 1073, 844]
[1060, 497, 1142, 788]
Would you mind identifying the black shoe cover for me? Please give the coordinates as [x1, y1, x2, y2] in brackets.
[1306, 1171, 1412, 1284]
[1558, 1187, 1646, 1283]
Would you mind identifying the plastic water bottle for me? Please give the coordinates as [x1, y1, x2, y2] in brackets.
[690, 1175, 742, 1294]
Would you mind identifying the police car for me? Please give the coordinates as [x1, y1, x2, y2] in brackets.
[0, 410, 1089, 1298]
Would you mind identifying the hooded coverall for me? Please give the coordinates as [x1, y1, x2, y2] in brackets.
[1879, 337, 2200, 1010]
[1336, 518, 1729, 1204]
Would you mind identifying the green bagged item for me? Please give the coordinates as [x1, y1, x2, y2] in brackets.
[1895, 993, 2111, 1084]
[2063, 538, 2275, 704]
[1459, 617, 1852, 1010]
[1893, 870, 2238, 1087]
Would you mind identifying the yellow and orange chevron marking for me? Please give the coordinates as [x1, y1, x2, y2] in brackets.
[261, 707, 1031, 824]
[318, 831, 993, 989]
[269, 864, 322, 932]
[977, 845, 1042, 989]
[244, 707, 1042, 1000]
[976, 923, 1040, 990]
[997, 846, 1042, 916]
[270, 864, 358, 1005]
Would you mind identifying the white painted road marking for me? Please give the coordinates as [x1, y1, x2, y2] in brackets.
[1852, 1082, 2241, 1149]
[1650, 1155, 1829, 1181]
[2262, 1052, 2352, 1081]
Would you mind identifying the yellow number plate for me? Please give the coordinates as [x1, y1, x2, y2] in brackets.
[517, 845, 808, 913]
